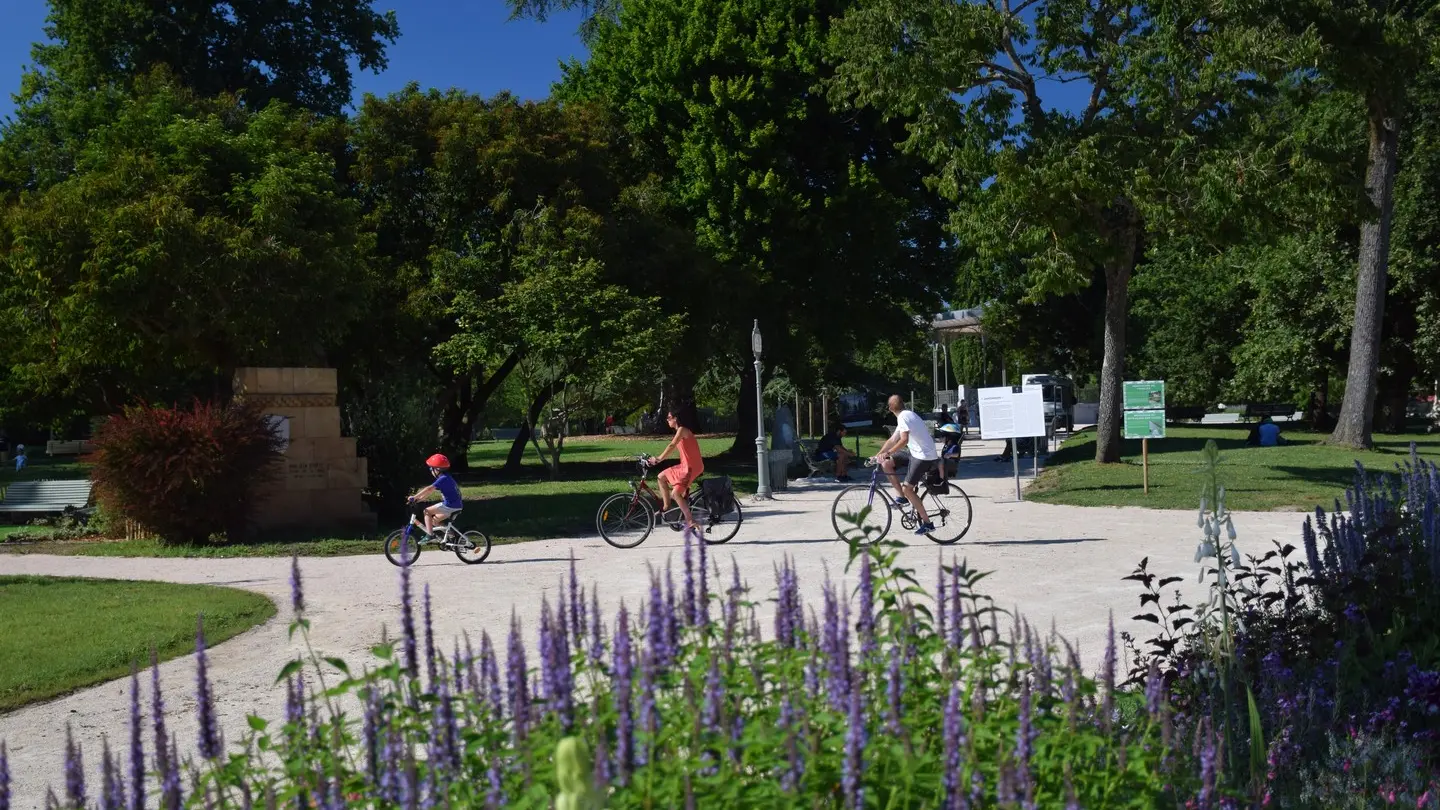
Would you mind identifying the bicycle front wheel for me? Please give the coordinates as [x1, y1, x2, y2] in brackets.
[384, 529, 422, 567]
[454, 530, 491, 564]
[832, 486, 891, 544]
[698, 496, 743, 545]
[923, 485, 973, 545]
[598, 493, 654, 549]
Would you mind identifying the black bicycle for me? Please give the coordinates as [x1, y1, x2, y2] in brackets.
[595, 454, 744, 548]
[383, 501, 491, 567]
[830, 458, 972, 545]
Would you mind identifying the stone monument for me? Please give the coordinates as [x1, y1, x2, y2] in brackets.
[232, 367, 374, 531]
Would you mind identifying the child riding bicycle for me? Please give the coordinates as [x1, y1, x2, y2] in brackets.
[407, 453, 464, 537]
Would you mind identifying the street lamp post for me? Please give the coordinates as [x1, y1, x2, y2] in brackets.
[752, 320, 772, 500]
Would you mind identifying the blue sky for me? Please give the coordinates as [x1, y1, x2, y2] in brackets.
[0, 0, 590, 121]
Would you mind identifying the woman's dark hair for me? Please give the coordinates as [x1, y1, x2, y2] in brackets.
[668, 405, 700, 432]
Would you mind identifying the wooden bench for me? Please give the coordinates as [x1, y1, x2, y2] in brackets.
[1166, 405, 1207, 423]
[46, 440, 94, 456]
[795, 439, 835, 479]
[1241, 403, 1296, 421]
[0, 479, 94, 516]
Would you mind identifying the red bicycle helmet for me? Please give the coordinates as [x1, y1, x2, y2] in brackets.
[426, 453, 451, 470]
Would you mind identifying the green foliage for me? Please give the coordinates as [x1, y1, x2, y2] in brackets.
[341, 371, 442, 520]
[0, 79, 371, 416]
[21, 0, 399, 117]
[89, 400, 284, 545]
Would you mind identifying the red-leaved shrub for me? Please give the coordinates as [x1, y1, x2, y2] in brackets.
[89, 400, 284, 544]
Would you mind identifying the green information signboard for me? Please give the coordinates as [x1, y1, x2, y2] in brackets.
[1123, 409, 1167, 439]
[1123, 380, 1166, 410]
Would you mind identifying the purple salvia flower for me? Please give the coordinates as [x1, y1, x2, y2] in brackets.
[683, 535, 696, 625]
[400, 555, 418, 677]
[0, 742, 10, 810]
[290, 555, 305, 616]
[823, 580, 848, 712]
[65, 724, 86, 809]
[480, 632, 502, 716]
[778, 694, 804, 792]
[285, 676, 304, 729]
[538, 598, 555, 701]
[428, 666, 460, 780]
[161, 736, 181, 810]
[857, 553, 876, 661]
[937, 559, 947, 645]
[507, 612, 530, 743]
[949, 565, 965, 650]
[1016, 680, 1036, 810]
[128, 670, 143, 810]
[646, 568, 667, 669]
[664, 566, 679, 661]
[453, 641, 468, 696]
[555, 577, 570, 663]
[485, 757, 504, 809]
[729, 714, 744, 766]
[593, 731, 613, 789]
[1197, 726, 1218, 810]
[636, 649, 658, 767]
[569, 550, 584, 650]
[725, 559, 742, 644]
[842, 683, 866, 809]
[101, 737, 123, 810]
[1102, 612, 1116, 730]
[702, 654, 724, 738]
[1145, 661, 1163, 719]
[942, 683, 962, 810]
[886, 644, 903, 736]
[552, 601, 574, 731]
[423, 584, 438, 687]
[997, 758, 1018, 807]
[774, 561, 796, 649]
[380, 725, 404, 804]
[590, 585, 605, 664]
[194, 617, 223, 759]
[698, 529, 710, 627]
[614, 604, 634, 785]
[150, 655, 178, 810]
[364, 686, 383, 787]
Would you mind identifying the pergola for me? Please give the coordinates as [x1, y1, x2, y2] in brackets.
[925, 305, 1002, 411]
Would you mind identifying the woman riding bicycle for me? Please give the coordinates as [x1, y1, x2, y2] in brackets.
[408, 453, 463, 537]
[649, 407, 704, 532]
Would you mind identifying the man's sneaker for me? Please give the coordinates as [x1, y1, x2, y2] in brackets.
[914, 521, 936, 536]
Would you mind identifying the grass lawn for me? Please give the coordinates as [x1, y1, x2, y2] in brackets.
[0, 576, 275, 711]
[1028, 425, 1440, 511]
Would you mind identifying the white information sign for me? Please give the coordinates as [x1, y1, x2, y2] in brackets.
[978, 386, 1046, 440]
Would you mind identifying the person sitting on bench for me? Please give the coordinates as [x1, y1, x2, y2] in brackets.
[815, 425, 855, 481]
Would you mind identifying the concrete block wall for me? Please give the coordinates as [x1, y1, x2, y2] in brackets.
[235, 367, 373, 531]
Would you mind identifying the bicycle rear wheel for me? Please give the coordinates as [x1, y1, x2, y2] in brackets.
[454, 530, 491, 564]
[923, 485, 973, 545]
[697, 496, 742, 545]
[384, 529, 422, 567]
[832, 485, 891, 543]
[598, 492, 654, 549]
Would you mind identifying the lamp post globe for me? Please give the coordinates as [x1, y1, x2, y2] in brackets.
[752, 319, 772, 499]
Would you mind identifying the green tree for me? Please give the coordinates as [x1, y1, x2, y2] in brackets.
[0, 78, 370, 418]
[21, 0, 399, 116]
[515, 0, 956, 456]
[828, 0, 1295, 462]
[1240, 0, 1440, 447]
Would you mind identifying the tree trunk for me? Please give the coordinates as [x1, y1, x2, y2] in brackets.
[729, 359, 759, 456]
[504, 386, 558, 474]
[437, 352, 522, 472]
[1095, 224, 1139, 464]
[1331, 107, 1400, 449]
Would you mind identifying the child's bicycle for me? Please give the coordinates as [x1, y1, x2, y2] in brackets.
[383, 500, 491, 567]
[595, 454, 743, 549]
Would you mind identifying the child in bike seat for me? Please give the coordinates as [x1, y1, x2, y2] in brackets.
[408, 453, 464, 537]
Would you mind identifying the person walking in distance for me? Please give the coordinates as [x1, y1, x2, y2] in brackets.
[872, 395, 940, 535]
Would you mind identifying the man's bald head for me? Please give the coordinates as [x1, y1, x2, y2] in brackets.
[888, 395, 904, 413]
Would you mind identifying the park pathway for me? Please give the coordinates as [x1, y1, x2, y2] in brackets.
[0, 439, 1310, 807]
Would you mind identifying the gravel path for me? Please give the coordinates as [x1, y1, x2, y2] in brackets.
[0, 439, 1309, 807]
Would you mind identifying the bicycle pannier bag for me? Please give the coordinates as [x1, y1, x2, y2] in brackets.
[701, 477, 735, 516]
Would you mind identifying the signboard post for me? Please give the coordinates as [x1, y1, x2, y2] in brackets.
[979, 385, 1046, 501]
[1122, 381, 1166, 493]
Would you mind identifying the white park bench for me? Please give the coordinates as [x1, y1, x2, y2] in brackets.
[0, 479, 95, 517]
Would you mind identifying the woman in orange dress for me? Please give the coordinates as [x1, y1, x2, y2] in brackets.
[652, 408, 705, 532]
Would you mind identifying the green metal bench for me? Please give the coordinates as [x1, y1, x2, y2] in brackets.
[0, 479, 94, 516]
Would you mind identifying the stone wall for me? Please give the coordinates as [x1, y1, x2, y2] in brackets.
[233, 367, 374, 531]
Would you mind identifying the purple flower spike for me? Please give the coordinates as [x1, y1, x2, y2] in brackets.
[646, 568, 666, 669]
[702, 655, 723, 737]
[423, 584, 439, 687]
[569, 550, 584, 649]
[400, 558, 418, 677]
[289, 555, 305, 616]
[590, 585, 605, 665]
[149, 653, 176, 810]
[778, 694, 804, 792]
[364, 685, 383, 786]
[128, 669, 143, 810]
[637, 649, 658, 767]
[506, 612, 530, 743]
[65, 724, 86, 809]
[842, 684, 866, 809]
[942, 683, 962, 810]
[664, 567, 679, 662]
[1102, 612, 1116, 730]
[101, 737, 123, 810]
[683, 535, 696, 626]
[614, 603, 634, 785]
[551, 603, 574, 731]
[0, 742, 10, 810]
[538, 598, 555, 701]
[1016, 680, 1036, 809]
[1145, 661, 1163, 719]
[886, 644, 903, 736]
[160, 736, 180, 810]
[948, 565, 964, 650]
[698, 529, 710, 627]
[480, 632, 502, 716]
[937, 560, 947, 644]
[858, 553, 876, 661]
[485, 757, 505, 809]
[194, 617, 223, 759]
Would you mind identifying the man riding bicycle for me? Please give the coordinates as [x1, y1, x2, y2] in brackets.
[872, 395, 938, 535]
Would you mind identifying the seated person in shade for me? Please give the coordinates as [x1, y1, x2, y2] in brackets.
[1247, 416, 1283, 447]
[815, 425, 855, 481]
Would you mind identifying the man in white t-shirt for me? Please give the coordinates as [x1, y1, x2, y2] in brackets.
[872, 395, 939, 535]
